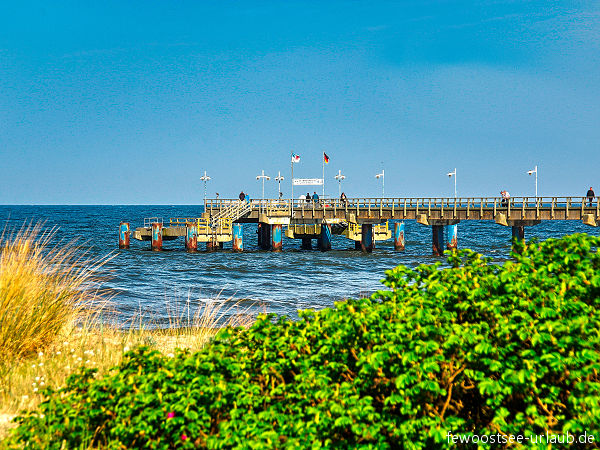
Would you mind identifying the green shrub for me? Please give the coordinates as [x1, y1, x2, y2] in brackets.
[5, 234, 600, 449]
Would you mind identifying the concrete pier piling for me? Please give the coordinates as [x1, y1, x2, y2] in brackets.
[151, 222, 162, 251]
[446, 224, 458, 250]
[319, 224, 332, 251]
[207, 236, 218, 252]
[258, 223, 271, 250]
[302, 238, 312, 250]
[119, 222, 130, 249]
[272, 224, 282, 252]
[232, 223, 243, 252]
[355, 241, 361, 250]
[361, 224, 373, 253]
[512, 225, 525, 242]
[185, 223, 198, 252]
[393, 222, 405, 251]
[432, 225, 444, 256]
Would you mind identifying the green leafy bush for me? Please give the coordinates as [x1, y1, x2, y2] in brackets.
[5, 234, 600, 449]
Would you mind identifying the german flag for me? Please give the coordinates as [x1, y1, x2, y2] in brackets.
[323, 152, 330, 164]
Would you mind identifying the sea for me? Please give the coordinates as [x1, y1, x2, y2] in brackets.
[1, 205, 597, 327]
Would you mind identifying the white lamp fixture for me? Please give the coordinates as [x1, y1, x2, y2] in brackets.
[334, 170, 346, 197]
[446, 168, 457, 198]
[527, 165, 538, 198]
[375, 170, 385, 198]
[256, 170, 271, 200]
[200, 171, 211, 204]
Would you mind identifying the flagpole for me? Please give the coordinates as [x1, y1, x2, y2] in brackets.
[322, 152, 325, 198]
[291, 152, 294, 202]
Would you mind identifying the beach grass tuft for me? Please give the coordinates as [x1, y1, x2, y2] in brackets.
[0, 223, 256, 440]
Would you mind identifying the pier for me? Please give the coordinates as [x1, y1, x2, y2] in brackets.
[120, 196, 599, 255]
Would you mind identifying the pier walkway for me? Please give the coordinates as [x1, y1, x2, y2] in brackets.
[119, 196, 599, 255]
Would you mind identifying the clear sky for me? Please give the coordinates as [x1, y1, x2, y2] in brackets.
[1, 1, 599, 204]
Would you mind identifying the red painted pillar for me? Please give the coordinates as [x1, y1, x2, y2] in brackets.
[151, 222, 162, 251]
[232, 223, 243, 252]
[185, 223, 197, 252]
[119, 222, 130, 249]
[272, 224, 282, 252]
[393, 222, 405, 251]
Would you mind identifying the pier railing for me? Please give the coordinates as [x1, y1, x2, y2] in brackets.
[205, 196, 599, 217]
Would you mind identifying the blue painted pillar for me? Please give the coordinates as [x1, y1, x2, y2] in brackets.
[432, 225, 444, 256]
[446, 224, 458, 250]
[232, 223, 243, 252]
[185, 223, 197, 252]
[151, 222, 162, 251]
[272, 224, 283, 251]
[119, 222, 130, 249]
[319, 224, 332, 251]
[393, 222, 405, 251]
[361, 224, 373, 253]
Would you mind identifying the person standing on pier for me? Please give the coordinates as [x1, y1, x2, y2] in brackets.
[501, 190, 510, 207]
[340, 192, 347, 205]
[312, 191, 319, 204]
[587, 187, 595, 206]
[239, 191, 245, 201]
[306, 192, 311, 203]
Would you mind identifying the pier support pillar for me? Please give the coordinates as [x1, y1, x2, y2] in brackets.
[393, 222, 405, 251]
[355, 240, 361, 250]
[446, 224, 458, 251]
[319, 224, 332, 251]
[151, 222, 162, 251]
[185, 223, 198, 252]
[512, 225, 525, 244]
[232, 223, 243, 252]
[432, 225, 444, 256]
[258, 223, 270, 250]
[207, 237, 218, 252]
[272, 224, 283, 252]
[301, 238, 312, 250]
[119, 222, 130, 249]
[361, 224, 373, 253]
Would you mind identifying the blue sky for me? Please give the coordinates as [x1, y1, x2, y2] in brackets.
[1, 1, 599, 204]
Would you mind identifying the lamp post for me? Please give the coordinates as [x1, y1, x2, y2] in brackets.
[200, 171, 211, 204]
[334, 170, 346, 198]
[375, 170, 385, 198]
[256, 170, 270, 200]
[446, 168, 457, 198]
[275, 171, 284, 199]
[527, 165, 538, 198]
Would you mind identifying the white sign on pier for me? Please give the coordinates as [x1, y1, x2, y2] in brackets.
[293, 178, 324, 186]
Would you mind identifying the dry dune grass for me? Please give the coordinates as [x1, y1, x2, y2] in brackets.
[0, 224, 257, 441]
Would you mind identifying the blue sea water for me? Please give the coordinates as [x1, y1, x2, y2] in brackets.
[1, 205, 597, 325]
